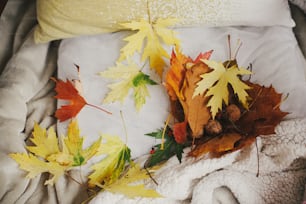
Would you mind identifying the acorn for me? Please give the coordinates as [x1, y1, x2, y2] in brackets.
[205, 119, 222, 135]
[226, 104, 241, 122]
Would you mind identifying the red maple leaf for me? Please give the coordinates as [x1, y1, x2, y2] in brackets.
[193, 50, 213, 63]
[173, 121, 188, 144]
[52, 78, 111, 122]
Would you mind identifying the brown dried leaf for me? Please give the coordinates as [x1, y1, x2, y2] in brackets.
[189, 81, 288, 158]
[189, 133, 241, 157]
[182, 63, 211, 137]
[236, 81, 288, 137]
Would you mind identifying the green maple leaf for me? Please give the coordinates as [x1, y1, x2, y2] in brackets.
[194, 59, 252, 118]
[88, 134, 131, 187]
[99, 60, 157, 111]
[145, 129, 185, 168]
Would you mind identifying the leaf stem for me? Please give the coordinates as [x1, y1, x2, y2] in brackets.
[161, 114, 171, 150]
[247, 63, 253, 81]
[78, 166, 85, 185]
[248, 87, 263, 110]
[120, 110, 129, 144]
[273, 93, 289, 110]
[233, 40, 242, 59]
[144, 167, 158, 185]
[86, 103, 112, 115]
[65, 172, 83, 186]
[228, 35, 232, 60]
[255, 138, 260, 177]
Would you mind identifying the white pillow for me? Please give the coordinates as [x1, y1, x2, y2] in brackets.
[57, 26, 306, 158]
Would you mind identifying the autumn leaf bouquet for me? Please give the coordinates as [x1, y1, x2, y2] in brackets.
[146, 44, 288, 166]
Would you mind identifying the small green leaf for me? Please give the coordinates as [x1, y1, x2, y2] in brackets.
[73, 152, 85, 166]
[133, 72, 157, 87]
[145, 129, 163, 139]
[100, 61, 157, 110]
[145, 129, 186, 167]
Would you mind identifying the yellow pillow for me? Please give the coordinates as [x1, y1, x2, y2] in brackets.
[35, 0, 295, 43]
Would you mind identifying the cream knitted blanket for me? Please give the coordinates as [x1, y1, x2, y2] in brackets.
[90, 119, 306, 204]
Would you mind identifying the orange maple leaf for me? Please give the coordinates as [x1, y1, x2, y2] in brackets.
[52, 78, 111, 122]
[165, 46, 191, 101]
[165, 46, 213, 101]
[165, 48, 213, 139]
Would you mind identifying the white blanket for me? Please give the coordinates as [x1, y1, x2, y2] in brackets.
[0, 1, 306, 204]
[90, 118, 306, 204]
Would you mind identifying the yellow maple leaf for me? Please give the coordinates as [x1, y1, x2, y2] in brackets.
[194, 59, 252, 118]
[10, 120, 101, 185]
[134, 85, 150, 111]
[119, 18, 180, 77]
[26, 123, 60, 158]
[63, 120, 101, 166]
[99, 61, 157, 111]
[10, 153, 67, 185]
[102, 164, 161, 198]
[88, 134, 131, 187]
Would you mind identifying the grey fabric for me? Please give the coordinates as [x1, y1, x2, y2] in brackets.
[290, 0, 306, 13]
[291, 3, 306, 57]
[0, 1, 87, 204]
[0, 0, 36, 74]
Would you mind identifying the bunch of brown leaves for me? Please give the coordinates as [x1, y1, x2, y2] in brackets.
[164, 47, 288, 158]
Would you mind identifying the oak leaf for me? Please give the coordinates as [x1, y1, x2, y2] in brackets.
[99, 61, 157, 111]
[182, 63, 211, 137]
[194, 59, 252, 118]
[119, 18, 180, 77]
[10, 120, 101, 185]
